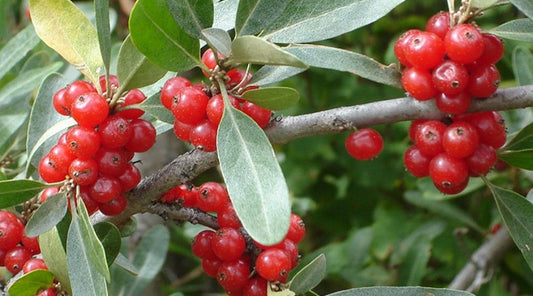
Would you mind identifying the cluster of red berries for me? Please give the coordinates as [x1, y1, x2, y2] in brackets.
[404, 111, 505, 194]
[161, 48, 272, 152]
[0, 210, 56, 295]
[395, 12, 503, 114]
[38, 75, 156, 216]
[160, 182, 305, 295]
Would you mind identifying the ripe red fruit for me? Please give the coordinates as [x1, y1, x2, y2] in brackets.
[22, 258, 48, 273]
[21, 232, 40, 254]
[408, 120, 428, 142]
[404, 31, 445, 69]
[432, 60, 469, 95]
[118, 164, 141, 192]
[414, 120, 447, 157]
[0, 212, 23, 251]
[201, 48, 225, 74]
[467, 64, 500, 98]
[255, 248, 292, 282]
[394, 29, 422, 67]
[171, 86, 209, 125]
[241, 101, 272, 128]
[90, 176, 122, 203]
[116, 89, 146, 119]
[211, 227, 246, 261]
[345, 128, 383, 160]
[286, 214, 305, 244]
[65, 126, 101, 159]
[99, 74, 119, 95]
[68, 158, 99, 186]
[40, 187, 60, 203]
[125, 119, 157, 152]
[38, 155, 67, 183]
[192, 230, 218, 260]
[401, 67, 437, 101]
[403, 145, 432, 178]
[206, 94, 240, 126]
[173, 119, 194, 142]
[465, 143, 497, 176]
[99, 115, 132, 148]
[197, 182, 230, 213]
[476, 34, 504, 66]
[202, 257, 222, 278]
[227, 69, 253, 90]
[94, 147, 129, 177]
[52, 87, 69, 115]
[429, 153, 469, 194]
[160, 76, 192, 109]
[243, 277, 268, 296]
[442, 121, 479, 159]
[36, 288, 56, 296]
[47, 144, 76, 175]
[4, 246, 33, 274]
[218, 203, 242, 229]
[70, 92, 110, 127]
[465, 111, 506, 149]
[64, 80, 97, 111]
[189, 120, 218, 152]
[426, 11, 450, 39]
[79, 186, 99, 215]
[444, 24, 485, 64]
[216, 258, 250, 291]
[98, 194, 127, 216]
[435, 91, 472, 115]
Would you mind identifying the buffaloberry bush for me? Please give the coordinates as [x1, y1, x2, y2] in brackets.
[3, 0, 533, 296]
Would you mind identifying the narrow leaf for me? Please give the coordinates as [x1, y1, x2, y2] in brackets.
[201, 28, 232, 57]
[489, 18, 533, 42]
[486, 181, 533, 271]
[289, 254, 326, 294]
[0, 98, 29, 160]
[116, 35, 167, 94]
[285, 44, 402, 88]
[471, 0, 499, 9]
[510, 0, 533, 20]
[7, 270, 55, 296]
[40, 227, 72, 294]
[165, 0, 213, 39]
[498, 150, 533, 170]
[217, 89, 291, 245]
[114, 253, 139, 275]
[512, 46, 533, 86]
[25, 191, 68, 237]
[94, 222, 122, 267]
[262, 0, 406, 43]
[231, 36, 307, 68]
[235, 0, 288, 36]
[0, 25, 40, 80]
[501, 121, 533, 152]
[29, 0, 104, 84]
[129, 0, 201, 72]
[248, 65, 306, 86]
[0, 180, 46, 209]
[95, 0, 111, 84]
[241, 87, 299, 110]
[326, 287, 475, 296]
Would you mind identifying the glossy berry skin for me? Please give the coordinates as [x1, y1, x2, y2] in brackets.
[467, 64, 500, 98]
[22, 258, 48, 273]
[286, 214, 305, 244]
[125, 119, 156, 152]
[64, 80, 97, 111]
[99, 115, 132, 148]
[408, 120, 428, 142]
[70, 92, 110, 127]
[21, 232, 40, 254]
[4, 246, 33, 274]
[116, 89, 146, 119]
[94, 147, 129, 177]
[476, 34, 504, 66]
[432, 60, 469, 95]
[394, 29, 421, 67]
[216, 259, 250, 291]
[345, 128, 383, 160]
[68, 158, 99, 186]
[444, 24, 485, 64]
[201, 48, 225, 74]
[255, 248, 292, 282]
[202, 258, 222, 278]
[211, 227, 246, 262]
[404, 31, 445, 69]
[118, 164, 141, 192]
[464, 112, 506, 149]
[38, 155, 67, 183]
[197, 182, 230, 213]
[191, 230, 217, 260]
[429, 153, 469, 194]
[189, 120, 218, 152]
[171, 86, 209, 125]
[241, 101, 272, 128]
[65, 126, 101, 159]
[435, 91, 471, 115]
[79, 186, 99, 215]
[40, 187, 60, 203]
[173, 119, 194, 142]
[36, 288, 56, 296]
[466, 143, 497, 176]
[442, 121, 479, 159]
[243, 277, 268, 296]
[403, 145, 432, 178]
[414, 120, 447, 157]
[98, 194, 127, 216]
[217, 203, 242, 229]
[99, 74, 119, 95]
[160, 76, 192, 109]
[0, 212, 23, 251]
[401, 67, 437, 101]
[425, 11, 450, 39]
[52, 87, 69, 115]
[47, 144, 76, 175]
[206, 94, 240, 126]
[90, 176, 122, 203]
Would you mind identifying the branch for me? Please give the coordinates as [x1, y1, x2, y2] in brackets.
[91, 84, 533, 225]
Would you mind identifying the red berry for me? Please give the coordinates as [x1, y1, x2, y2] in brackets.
[40, 187, 60, 203]
[79, 186, 99, 215]
[173, 119, 194, 142]
[125, 119, 157, 152]
[90, 176, 122, 203]
[0, 211, 23, 251]
[160, 76, 192, 110]
[4, 246, 33, 274]
[286, 214, 305, 244]
[21, 233, 40, 254]
[171, 86, 209, 125]
[403, 145, 432, 178]
[404, 31, 445, 69]
[218, 203, 242, 229]
[99, 74, 119, 95]
[345, 128, 383, 160]
[465, 143, 497, 176]
[241, 101, 272, 128]
[444, 24, 485, 64]
[216, 258, 250, 291]
[197, 182, 230, 213]
[201, 48, 225, 75]
[118, 163, 141, 192]
[48, 144, 76, 173]
[202, 257, 222, 277]
[414, 120, 447, 157]
[227, 69, 253, 90]
[65, 126, 101, 159]
[192, 230, 217, 260]
[475, 34, 504, 66]
[211, 227, 246, 262]
[99, 115, 132, 148]
[243, 277, 268, 296]
[98, 194, 127, 216]
[206, 94, 240, 126]
[394, 29, 422, 67]
[64, 80, 97, 111]
[36, 288, 56, 296]
[429, 153, 469, 194]
[442, 121, 479, 158]
[401, 67, 437, 101]
[116, 89, 146, 119]
[255, 248, 292, 282]
[94, 147, 129, 178]
[70, 92, 110, 127]
[68, 158, 99, 186]
[178, 184, 199, 207]
[426, 12, 450, 39]
[467, 64, 500, 98]
[435, 91, 472, 115]
[38, 155, 67, 183]
[52, 87, 69, 115]
[22, 258, 48, 273]
[189, 120, 218, 152]
[408, 120, 428, 142]
[465, 111, 506, 148]
[432, 60, 469, 95]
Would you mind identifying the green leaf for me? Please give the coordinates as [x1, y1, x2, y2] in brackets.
[116, 35, 167, 94]
[512, 46, 533, 86]
[397, 234, 431, 285]
[7, 270, 55, 296]
[94, 0, 111, 86]
[25, 191, 68, 237]
[485, 181, 533, 271]
[29, 0, 104, 84]
[288, 254, 326, 294]
[201, 28, 232, 57]
[0, 25, 40, 80]
[0, 180, 46, 209]
[139, 92, 175, 124]
[94, 222, 122, 267]
[0, 97, 29, 159]
[262, 0, 406, 43]
[248, 65, 306, 86]
[241, 87, 299, 110]
[489, 18, 533, 42]
[165, 0, 213, 39]
[510, 0, 533, 20]
[114, 253, 139, 275]
[231, 36, 307, 68]
[499, 121, 533, 169]
[285, 44, 402, 88]
[217, 88, 290, 245]
[325, 287, 475, 296]
[78, 200, 110, 280]
[213, 0, 238, 31]
[235, 0, 288, 36]
[129, 0, 201, 72]
[499, 150, 533, 170]
[471, 0, 499, 9]
[40, 227, 72, 294]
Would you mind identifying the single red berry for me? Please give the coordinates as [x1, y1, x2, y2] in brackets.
[4, 246, 33, 274]
[429, 153, 469, 194]
[79, 186, 99, 215]
[52, 87, 70, 115]
[47, 144, 76, 175]
[70, 92, 110, 127]
[442, 121, 479, 159]
[426, 11, 450, 39]
[160, 76, 192, 110]
[241, 101, 272, 128]
[171, 86, 209, 125]
[21, 232, 40, 254]
[98, 194, 127, 216]
[276, 238, 299, 268]
[401, 67, 438, 101]
[65, 126, 101, 159]
[178, 184, 199, 207]
[99, 115, 132, 148]
[118, 163, 141, 192]
[99, 74, 119, 95]
[475, 34, 504, 66]
[201, 48, 225, 75]
[444, 24, 485, 64]
[211, 227, 246, 262]
[403, 145, 432, 178]
[197, 182, 230, 213]
[243, 277, 268, 296]
[468, 64, 500, 98]
[286, 214, 305, 244]
[40, 187, 60, 203]
[189, 120, 218, 152]
[465, 143, 497, 176]
[173, 119, 194, 142]
[227, 69, 253, 90]
[36, 288, 56, 296]
[116, 89, 146, 119]
[218, 203, 242, 229]
[125, 119, 157, 152]
[191, 230, 218, 260]
[64, 80, 97, 111]
[216, 258, 250, 291]
[0, 211, 23, 251]
[432, 60, 469, 95]
[68, 158, 99, 186]
[394, 29, 422, 67]
[435, 91, 472, 115]
[404, 31, 445, 69]
[94, 147, 129, 177]
[202, 257, 222, 277]
[206, 94, 240, 126]
[465, 111, 506, 148]
[345, 128, 384, 160]
[22, 258, 48, 273]
[408, 120, 428, 142]
[255, 248, 292, 282]
[38, 155, 67, 183]
[90, 176, 122, 203]
[414, 120, 447, 157]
